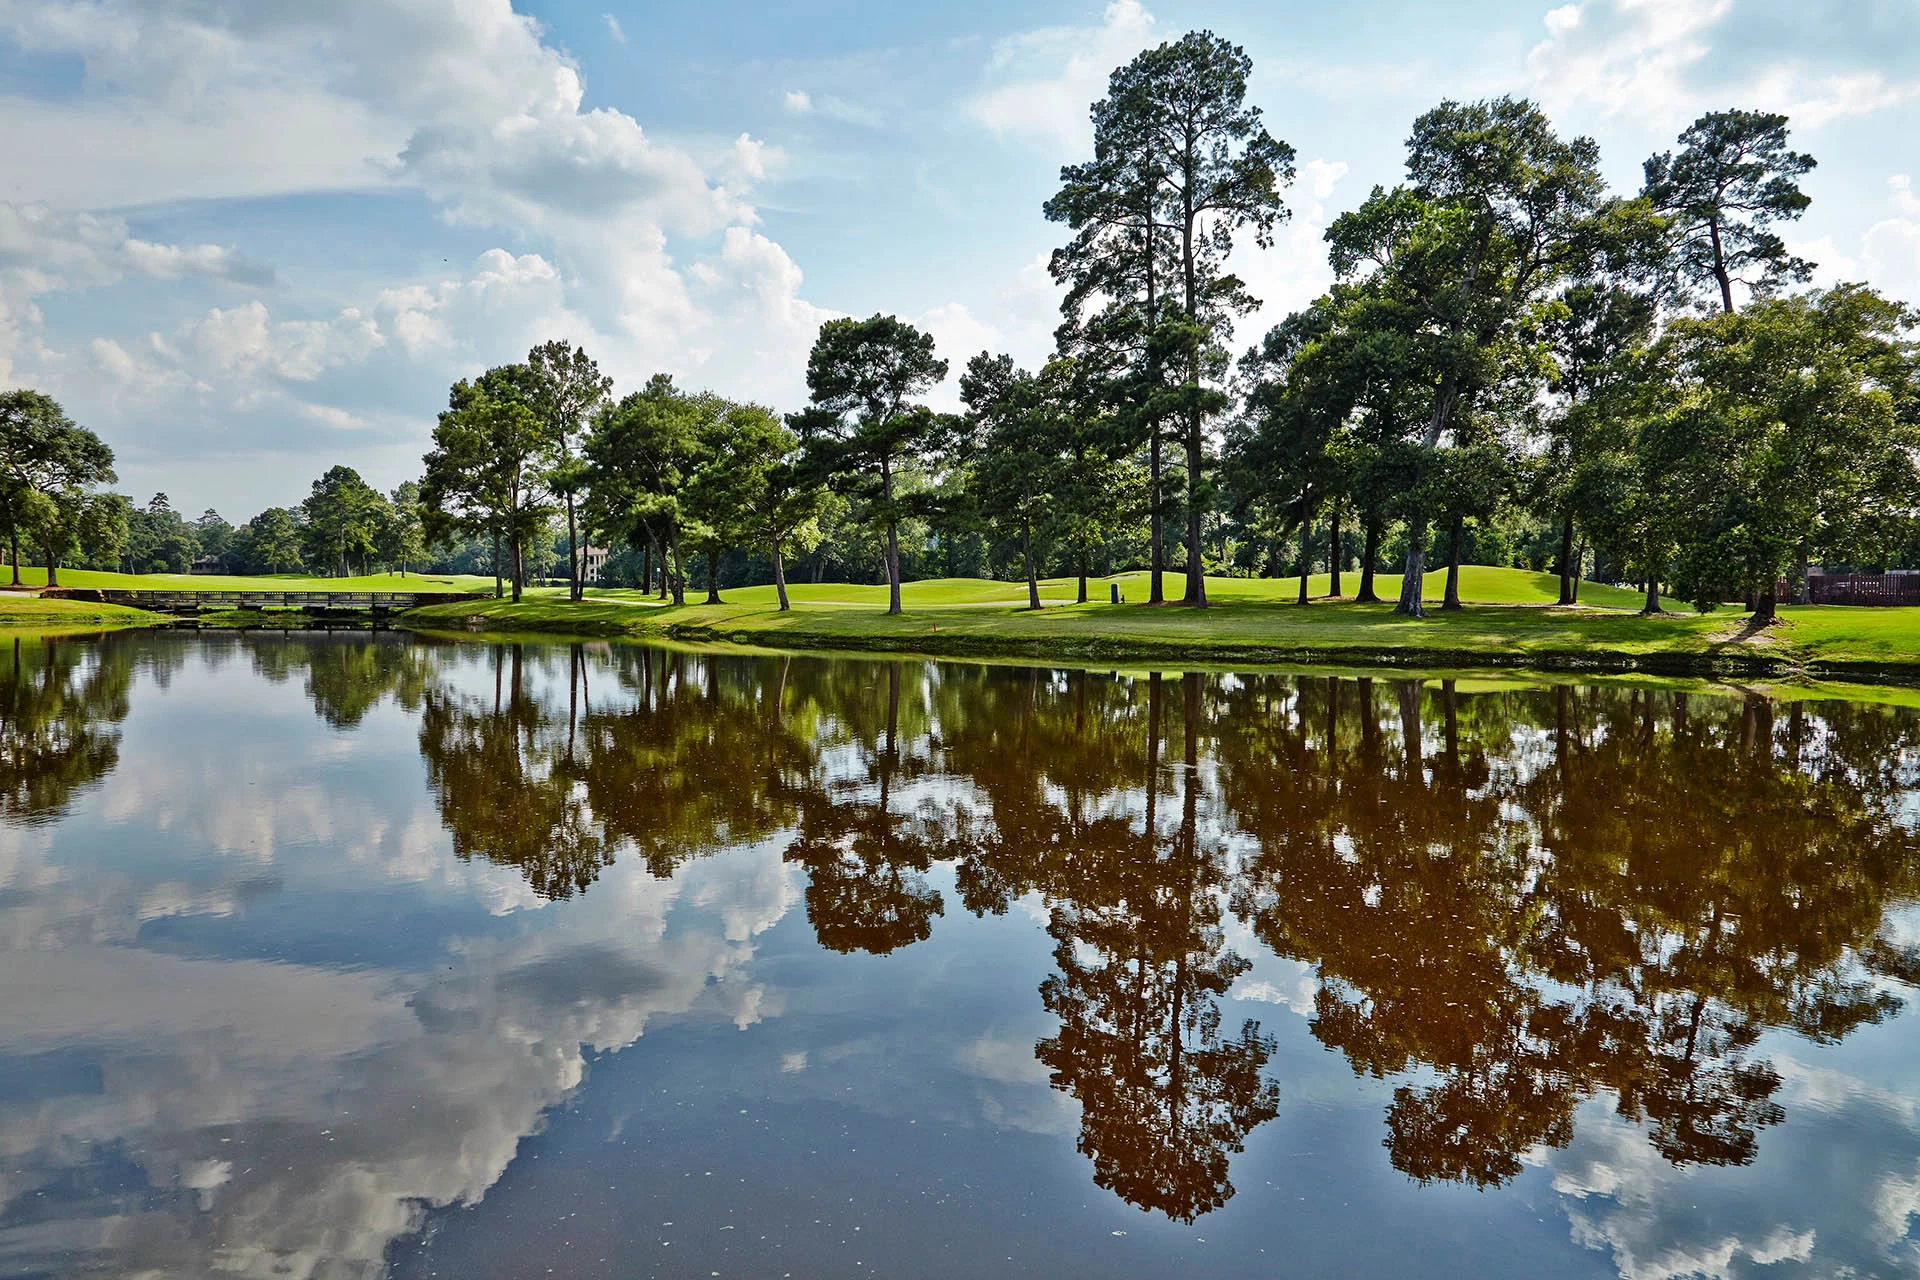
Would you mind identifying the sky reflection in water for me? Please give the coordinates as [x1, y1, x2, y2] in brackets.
[2, 632, 1920, 1278]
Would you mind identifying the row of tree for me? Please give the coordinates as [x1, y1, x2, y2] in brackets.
[0, 394, 434, 584]
[1229, 99, 1916, 620]
[417, 33, 1918, 622]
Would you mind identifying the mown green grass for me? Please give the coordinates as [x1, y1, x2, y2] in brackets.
[400, 566, 1920, 680]
[0, 593, 165, 628]
[6, 567, 499, 593]
[589, 566, 1656, 612]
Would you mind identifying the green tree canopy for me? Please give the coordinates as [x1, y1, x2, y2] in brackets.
[798, 314, 950, 615]
[1643, 108, 1815, 313]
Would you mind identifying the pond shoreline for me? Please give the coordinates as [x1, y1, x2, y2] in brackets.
[15, 590, 1920, 687]
[635, 622, 1920, 685]
[392, 597, 1920, 687]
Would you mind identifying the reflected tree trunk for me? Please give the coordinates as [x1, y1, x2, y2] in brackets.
[1398, 680, 1423, 782]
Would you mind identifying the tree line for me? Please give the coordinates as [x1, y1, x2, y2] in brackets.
[414, 32, 1920, 622]
[0, 394, 434, 584]
[7, 30, 1916, 617]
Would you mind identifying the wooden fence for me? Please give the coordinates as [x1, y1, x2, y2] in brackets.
[1782, 573, 1920, 606]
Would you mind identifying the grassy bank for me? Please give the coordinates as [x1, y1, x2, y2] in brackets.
[399, 566, 1920, 681]
[0, 592, 166, 629]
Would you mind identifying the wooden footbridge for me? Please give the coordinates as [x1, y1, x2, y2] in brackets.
[57, 588, 488, 618]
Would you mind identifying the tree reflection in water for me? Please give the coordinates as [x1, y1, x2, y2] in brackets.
[784, 661, 948, 954]
[0, 633, 133, 824]
[1221, 676, 1920, 1187]
[195, 641, 1920, 1218]
[1032, 673, 1279, 1221]
[415, 644, 612, 899]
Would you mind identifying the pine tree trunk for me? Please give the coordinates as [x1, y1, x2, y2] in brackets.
[510, 529, 524, 603]
[566, 493, 580, 601]
[882, 455, 902, 615]
[1025, 522, 1041, 610]
[1557, 510, 1576, 605]
[1442, 516, 1463, 610]
[1182, 419, 1206, 607]
[1077, 551, 1087, 604]
[773, 542, 790, 611]
[1709, 218, 1735, 314]
[669, 527, 686, 606]
[1297, 495, 1312, 606]
[44, 541, 58, 588]
[705, 546, 721, 604]
[886, 518, 902, 615]
[1328, 499, 1342, 598]
[1149, 432, 1164, 604]
[1357, 515, 1381, 604]
[8, 530, 17, 586]
[492, 528, 503, 599]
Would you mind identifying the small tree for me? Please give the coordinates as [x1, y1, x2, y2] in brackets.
[961, 353, 1067, 611]
[1053, 358, 1139, 602]
[301, 466, 383, 578]
[0, 392, 118, 586]
[1228, 299, 1352, 604]
[749, 453, 831, 612]
[526, 340, 611, 600]
[23, 488, 126, 584]
[682, 397, 791, 605]
[800, 315, 949, 615]
[192, 509, 235, 571]
[245, 507, 306, 573]
[379, 481, 427, 576]
[585, 374, 701, 606]
[421, 368, 553, 602]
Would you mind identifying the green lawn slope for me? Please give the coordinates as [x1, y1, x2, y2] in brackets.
[608, 566, 1655, 612]
[0, 592, 164, 629]
[402, 566, 1915, 680]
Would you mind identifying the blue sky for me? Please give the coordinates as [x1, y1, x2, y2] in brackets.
[1, 0, 1916, 516]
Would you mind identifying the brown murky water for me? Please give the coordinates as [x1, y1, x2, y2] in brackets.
[4, 631, 1920, 1278]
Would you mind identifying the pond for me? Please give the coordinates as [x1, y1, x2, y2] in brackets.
[4, 631, 1920, 1278]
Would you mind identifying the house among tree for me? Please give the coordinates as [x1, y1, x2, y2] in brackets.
[581, 545, 609, 584]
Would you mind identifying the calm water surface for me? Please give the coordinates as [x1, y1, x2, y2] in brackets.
[5, 632, 1920, 1278]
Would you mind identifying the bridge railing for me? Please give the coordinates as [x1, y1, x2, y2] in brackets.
[51, 588, 490, 611]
